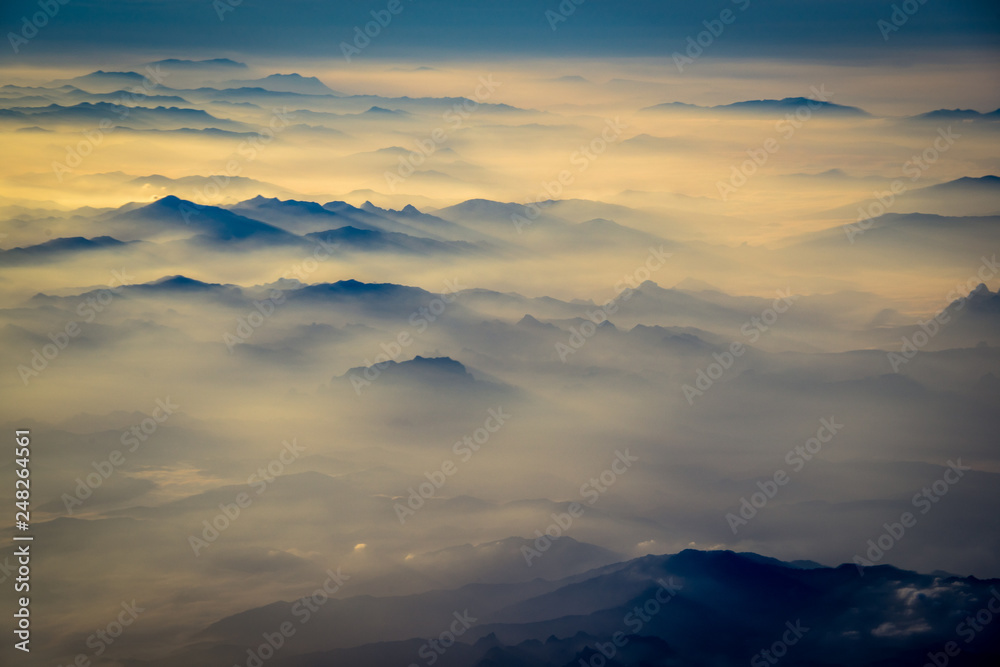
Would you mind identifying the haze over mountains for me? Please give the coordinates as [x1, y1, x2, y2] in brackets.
[2, 40, 999, 667]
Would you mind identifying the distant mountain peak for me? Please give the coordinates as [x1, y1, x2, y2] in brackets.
[405, 355, 468, 373]
[86, 70, 144, 78]
[642, 97, 869, 116]
[517, 314, 558, 330]
[365, 106, 406, 115]
[339, 355, 475, 386]
[221, 73, 342, 96]
[147, 275, 217, 289]
[145, 58, 247, 69]
[921, 174, 1000, 192]
[137, 194, 190, 212]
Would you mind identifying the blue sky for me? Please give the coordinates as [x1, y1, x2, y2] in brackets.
[2, 0, 998, 62]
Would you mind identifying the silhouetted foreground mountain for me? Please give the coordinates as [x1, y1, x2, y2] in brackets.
[142, 549, 1000, 667]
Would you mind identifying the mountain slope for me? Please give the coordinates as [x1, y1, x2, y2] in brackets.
[143, 549, 1000, 667]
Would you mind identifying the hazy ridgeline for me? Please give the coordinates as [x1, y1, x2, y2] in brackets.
[1, 54, 999, 666]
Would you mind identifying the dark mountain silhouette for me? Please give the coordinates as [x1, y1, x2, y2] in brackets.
[139, 548, 1000, 667]
[109, 196, 303, 245]
[0, 236, 132, 264]
[643, 97, 869, 116]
